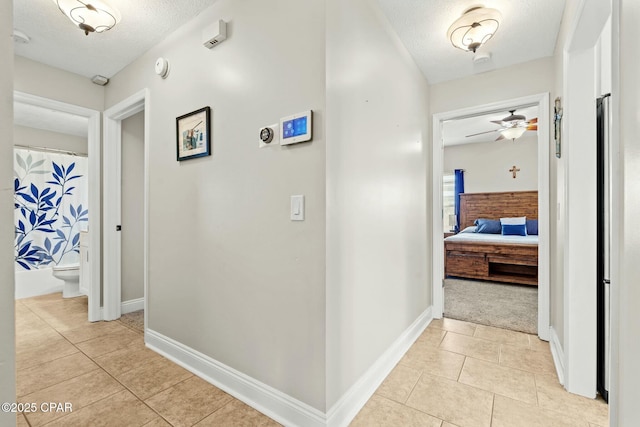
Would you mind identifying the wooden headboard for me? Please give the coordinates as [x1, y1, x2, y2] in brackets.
[459, 191, 538, 230]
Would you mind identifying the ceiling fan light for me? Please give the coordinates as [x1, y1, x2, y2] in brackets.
[53, 0, 121, 35]
[501, 127, 527, 141]
[447, 7, 502, 53]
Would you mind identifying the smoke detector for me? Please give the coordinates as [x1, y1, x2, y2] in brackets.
[12, 29, 30, 44]
[91, 75, 109, 86]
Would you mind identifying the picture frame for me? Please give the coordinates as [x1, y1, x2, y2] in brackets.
[176, 106, 211, 161]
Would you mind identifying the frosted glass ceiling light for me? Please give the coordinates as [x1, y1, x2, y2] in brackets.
[501, 127, 527, 141]
[447, 6, 501, 53]
[53, 0, 121, 36]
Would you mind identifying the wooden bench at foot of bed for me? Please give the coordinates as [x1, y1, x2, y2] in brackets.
[445, 240, 538, 286]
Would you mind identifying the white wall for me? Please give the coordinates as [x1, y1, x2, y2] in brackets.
[611, 0, 640, 423]
[326, 0, 429, 409]
[444, 135, 538, 194]
[430, 57, 555, 116]
[105, 0, 327, 411]
[120, 111, 144, 302]
[0, 1, 16, 425]
[13, 125, 88, 154]
[14, 57, 104, 112]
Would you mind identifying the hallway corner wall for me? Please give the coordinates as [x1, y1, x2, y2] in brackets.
[0, 0, 16, 425]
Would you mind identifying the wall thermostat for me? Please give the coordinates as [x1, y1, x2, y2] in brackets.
[258, 124, 279, 148]
[280, 110, 312, 145]
[260, 127, 274, 144]
[154, 57, 169, 78]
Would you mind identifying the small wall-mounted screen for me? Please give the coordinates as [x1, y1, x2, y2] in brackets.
[282, 117, 308, 139]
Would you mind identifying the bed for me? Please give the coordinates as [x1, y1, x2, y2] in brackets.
[444, 191, 539, 286]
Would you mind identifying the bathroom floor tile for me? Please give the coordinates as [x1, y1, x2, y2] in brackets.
[17, 412, 28, 427]
[375, 364, 422, 403]
[535, 374, 609, 426]
[473, 324, 531, 348]
[17, 352, 98, 397]
[45, 390, 157, 427]
[60, 320, 129, 344]
[439, 332, 500, 363]
[16, 336, 79, 370]
[500, 343, 557, 377]
[76, 327, 143, 358]
[351, 395, 442, 427]
[429, 317, 477, 336]
[93, 342, 163, 377]
[458, 357, 537, 404]
[116, 356, 193, 400]
[194, 399, 282, 426]
[530, 337, 551, 353]
[15, 325, 65, 351]
[145, 376, 234, 427]
[142, 417, 173, 426]
[492, 394, 589, 427]
[20, 370, 123, 426]
[405, 373, 494, 427]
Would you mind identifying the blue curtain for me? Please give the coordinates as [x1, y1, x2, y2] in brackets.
[454, 169, 464, 232]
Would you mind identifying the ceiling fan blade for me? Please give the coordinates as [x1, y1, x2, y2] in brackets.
[527, 117, 538, 124]
[495, 134, 506, 141]
[466, 128, 502, 137]
[526, 124, 538, 131]
[490, 120, 504, 125]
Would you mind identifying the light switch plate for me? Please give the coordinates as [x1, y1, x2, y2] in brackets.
[291, 195, 304, 221]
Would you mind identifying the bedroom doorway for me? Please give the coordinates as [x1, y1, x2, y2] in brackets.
[431, 93, 550, 341]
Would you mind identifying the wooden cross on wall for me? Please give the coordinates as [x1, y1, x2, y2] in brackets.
[509, 165, 521, 179]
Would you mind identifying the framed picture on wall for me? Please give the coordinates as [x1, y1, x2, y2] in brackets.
[176, 106, 211, 161]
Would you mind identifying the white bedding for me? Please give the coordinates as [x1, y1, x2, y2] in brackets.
[445, 232, 538, 245]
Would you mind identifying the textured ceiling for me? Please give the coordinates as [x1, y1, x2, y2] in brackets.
[376, 0, 566, 84]
[13, 0, 218, 79]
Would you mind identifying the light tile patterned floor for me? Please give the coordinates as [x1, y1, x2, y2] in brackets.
[352, 317, 610, 427]
[15, 293, 280, 427]
[16, 294, 609, 426]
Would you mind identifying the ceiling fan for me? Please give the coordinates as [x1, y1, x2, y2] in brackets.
[466, 110, 538, 141]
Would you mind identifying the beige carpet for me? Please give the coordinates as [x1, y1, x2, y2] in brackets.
[119, 309, 144, 333]
[444, 278, 537, 334]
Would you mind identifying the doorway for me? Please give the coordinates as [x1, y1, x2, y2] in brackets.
[13, 91, 101, 322]
[431, 93, 550, 341]
[103, 89, 149, 329]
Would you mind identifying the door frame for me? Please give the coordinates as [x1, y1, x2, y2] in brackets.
[14, 91, 102, 322]
[431, 92, 551, 341]
[103, 89, 150, 326]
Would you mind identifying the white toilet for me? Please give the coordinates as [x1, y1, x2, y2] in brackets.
[52, 264, 81, 298]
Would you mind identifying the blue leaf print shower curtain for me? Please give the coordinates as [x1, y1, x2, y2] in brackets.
[14, 149, 88, 270]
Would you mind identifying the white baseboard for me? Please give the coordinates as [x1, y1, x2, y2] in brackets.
[145, 306, 433, 427]
[326, 306, 433, 427]
[145, 329, 327, 427]
[549, 326, 565, 385]
[15, 268, 63, 299]
[121, 298, 144, 314]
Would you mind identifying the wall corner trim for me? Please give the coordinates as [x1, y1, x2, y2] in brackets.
[549, 326, 565, 385]
[121, 298, 144, 315]
[326, 306, 433, 427]
[145, 329, 327, 427]
[145, 306, 433, 427]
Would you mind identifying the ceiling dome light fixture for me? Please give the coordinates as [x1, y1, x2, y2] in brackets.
[447, 6, 502, 53]
[501, 127, 527, 141]
[52, 0, 121, 36]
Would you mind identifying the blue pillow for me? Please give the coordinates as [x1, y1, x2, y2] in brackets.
[526, 219, 538, 235]
[500, 216, 527, 236]
[474, 219, 501, 234]
[502, 224, 527, 236]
